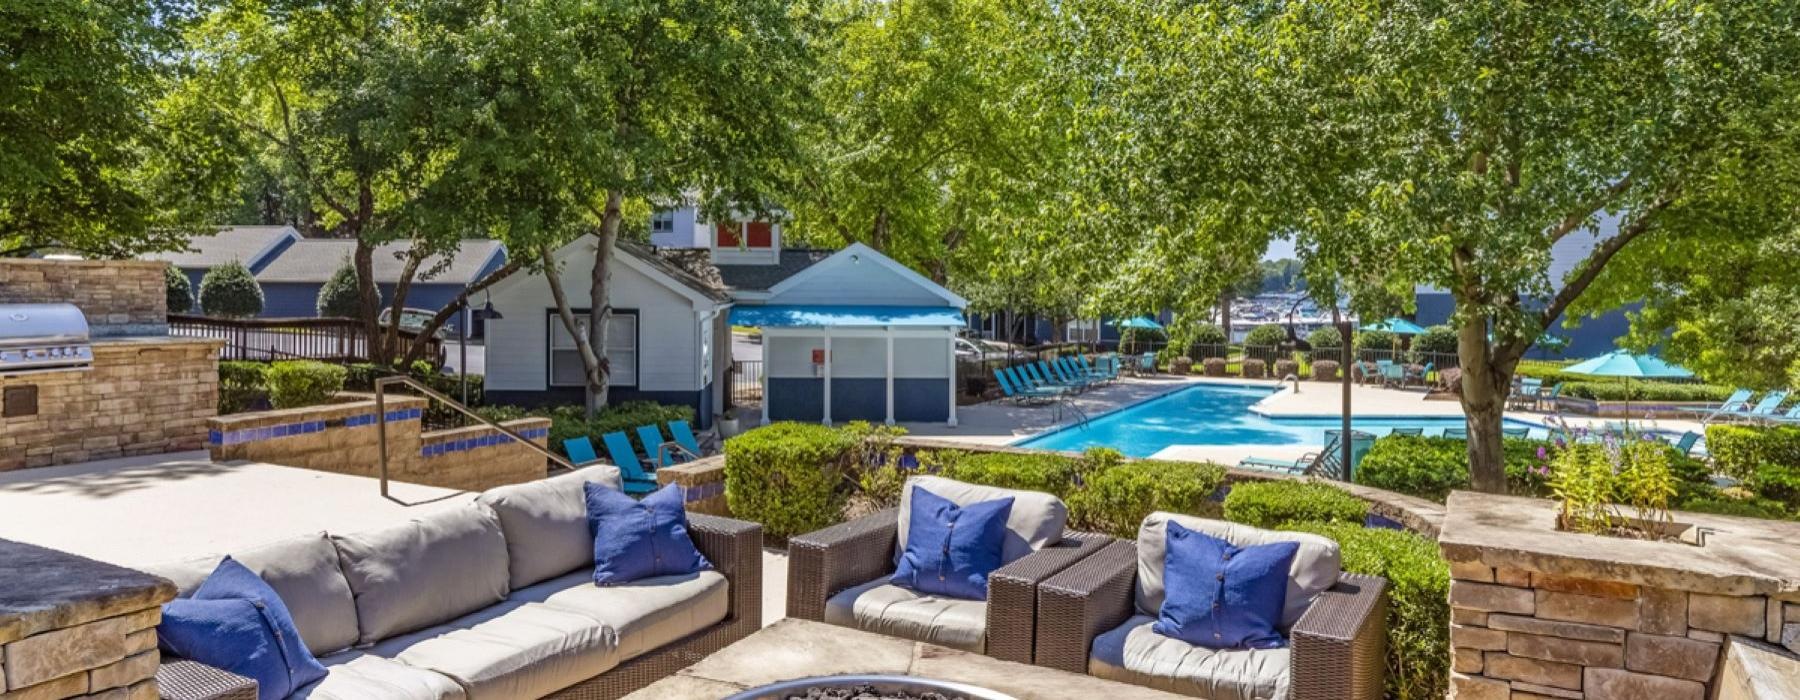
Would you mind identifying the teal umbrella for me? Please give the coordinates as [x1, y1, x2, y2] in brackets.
[1561, 350, 1693, 428]
[1360, 317, 1428, 335]
[1113, 316, 1164, 331]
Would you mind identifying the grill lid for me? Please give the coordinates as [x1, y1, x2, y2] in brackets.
[0, 303, 93, 374]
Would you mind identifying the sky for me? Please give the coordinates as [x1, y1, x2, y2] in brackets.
[1263, 237, 1297, 262]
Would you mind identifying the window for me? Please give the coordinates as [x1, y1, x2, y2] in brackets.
[715, 221, 740, 247]
[549, 311, 638, 387]
[715, 220, 774, 248]
[1066, 319, 1101, 343]
[650, 211, 675, 234]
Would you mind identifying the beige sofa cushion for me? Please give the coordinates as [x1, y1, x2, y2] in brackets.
[296, 652, 466, 700]
[1134, 513, 1340, 630]
[824, 576, 987, 652]
[895, 476, 1067, 566]
[476, 466, 623, 589]
[332, 504, 512, 645]
[143, 531, 360, 656]
[508, 570, 729, 661]
[1089, 615, 1290, 700]
[367, 601, 619, 700]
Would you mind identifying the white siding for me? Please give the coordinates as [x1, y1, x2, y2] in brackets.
[766, 335, 821, 378]
[894, 337, 950, 378]
[484, 241, 706, 393]
[768, 260, 947, 306]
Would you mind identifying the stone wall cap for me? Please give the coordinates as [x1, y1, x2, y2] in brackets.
[0, 539, 175, 642]
[421, 417, 552, 441]
[1439, 491, 1800, 597]
[92, 336, 225, 350]
[209, 392, 429, 428]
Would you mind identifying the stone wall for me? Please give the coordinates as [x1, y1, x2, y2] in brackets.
[1, 539, 173, 699]
[0, 259, 168, 337]
[209, 393, 551, 491]
[1, 339, 220, 471]
[1440, 491, 1800, 700]
[657, 454, 728, 515]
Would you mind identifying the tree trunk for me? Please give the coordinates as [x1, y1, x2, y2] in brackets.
[585, 192, 625, 416]
[1458, 315, 1513, 493]
[542, 242, 606, 416]
[399, 258, 527, 366]
[380, 246, 425, 365]
[1218, 292, 1233, 342]
[353, 238, 384, 364]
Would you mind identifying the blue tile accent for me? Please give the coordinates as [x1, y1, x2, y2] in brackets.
[418, 425, 551, 458]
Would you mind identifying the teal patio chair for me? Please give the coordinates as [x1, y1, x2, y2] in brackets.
[600, 431, 660, 495]
[1040, 360, 1098, 391]
[637, 424, 696, 467]
[1079, 354, 1118, 381]
[1061, 356, 1108, 383]
[1676, 389, 1754, 424]
[668, 420, 706, 457]
[1503, 426, 1531, 438]
[566, 436, 656, 495]
[1671, 431, 1703, 457]
[1389, 427, 1424, 437]
[1724, 390, 1790, 423]
[1443, 427, 1468, 439]
[995, 367, 1061, 404]
[1509, 378, 1543, 410]
[1535, 383, 1564, 413]
[1026, 362, 1084, 392]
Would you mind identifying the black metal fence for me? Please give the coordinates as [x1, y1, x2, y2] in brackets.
[956, 342, 1095, 397]
[728, 359, 763, 409]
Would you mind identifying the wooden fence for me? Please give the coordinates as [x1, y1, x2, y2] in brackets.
[169, 314, 444, 364]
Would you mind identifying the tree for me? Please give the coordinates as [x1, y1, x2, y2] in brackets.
[1061, 0, 1800, 492]
[199, 261, 263, 318]
[165, 265, 194, 314]
[317, 260, 365, 318]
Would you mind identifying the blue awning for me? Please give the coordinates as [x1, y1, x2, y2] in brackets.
[729, 305, 966, 328]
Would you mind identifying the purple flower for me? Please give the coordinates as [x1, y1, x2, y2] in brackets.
[1536, 446, 1547, 460]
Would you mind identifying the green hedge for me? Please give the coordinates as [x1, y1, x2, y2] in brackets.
[165, 265, 193, 314]
[218, 361, 268, 414]
[1305, 326, 1342, 362]
[1561, 381, 1734, 402]
[476, 401, 693, 459]
[345, 361, 483, 425]
[941, 451, 1086, 500]
[1356, 436, 1554, 501]
[1409, 324, 1458, 359]
[198, 260, 264, 317]
[1285, 521, 1449, 700]
[265, 361, 347, 409]
[1243, 324, 1288, 349]
[1067, 459, 1226, 538]
[1222, 481, 1368, 529]
[1707, 424, 1800, 480]
[723, 422, 857, 541]
[1747, 464, 1800, 509]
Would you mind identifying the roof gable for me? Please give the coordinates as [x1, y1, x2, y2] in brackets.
[140, 226, 299, 269]
[764, 243, 966, 308]
[486, 237, 727, 308]
[254, 239, 505, 285]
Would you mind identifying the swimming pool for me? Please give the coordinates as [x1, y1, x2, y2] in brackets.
[1014, 383, 1547, 458]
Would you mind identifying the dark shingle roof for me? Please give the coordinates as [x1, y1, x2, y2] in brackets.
[714, 249, 835, 292]
[139, 226, 297, 268]
[255, 239, 505, 285]
[616, 241, 731, 302]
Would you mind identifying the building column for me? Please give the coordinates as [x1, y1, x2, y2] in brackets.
[946, 331, 958, 427]
[759, 329, 771, 427]
[885, 330, 896, 426]
[822, 332, 833, 427]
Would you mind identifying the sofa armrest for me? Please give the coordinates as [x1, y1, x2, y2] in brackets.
[688, 512, 764, 630]
[1032, 539, 1138, 673]
[786, 509, 898, 622]
[986, 531, 1113, 664]
[1290, 572, 1389, 700]
[157, 657, 258, 700]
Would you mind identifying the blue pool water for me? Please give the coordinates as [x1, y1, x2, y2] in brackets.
[1014, 383, 1547, 458]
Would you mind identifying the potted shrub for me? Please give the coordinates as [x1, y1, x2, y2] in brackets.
[1275, 358, 1299, 378]
[1312, 359, 1339, 381]
[1203, 357, 1227, 377]
[1242, 358, 1266, 379]
[1170, 356, 1194, 375]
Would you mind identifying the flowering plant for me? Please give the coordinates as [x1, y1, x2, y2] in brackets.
[1540, 418, 1677, 537]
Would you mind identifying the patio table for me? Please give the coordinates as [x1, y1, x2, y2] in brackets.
[622, 618, 1188, 700]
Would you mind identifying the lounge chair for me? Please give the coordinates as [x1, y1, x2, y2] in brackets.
[668, 419, 708, 456]
[1039, 360, 1099, 391]
[599, 431, 661, 494]
[1443, 427, 1468, 439]
[1389, 427, 1424, 436]
[1675, 388, 1754, 423]
[1763, 403, 1800, 424]
[1536, 382, 1563, 412]
[565, 436, 656, 494]
[1671, 431, 1702, 457]
[1018, 364, 1073, 394]
[994, 367, 1063, 405]
[1503, 426, 1531, 438]
[637, 424, 697, 467]
[1722, 390, 1789, 423]
[1060, 356, 1109, 383]
[1079, 354, 1120, 381]
[1239, 430, 1374, 481]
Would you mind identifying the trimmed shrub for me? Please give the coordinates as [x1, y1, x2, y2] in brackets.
[165, 265, 193, 313]
[265, 360, 347, 409]
[1706, 424, 1800, 480]
[1357, 435, 1558, 501]
[198, 260, 264, 317]
[1305, 326, 1342, 362]
[724, 422, 858, 541]
[1203, 357, 1227, 377]
[218, 361, 268, 414]
[346, 361, 483, 425]
[1748, 464, 1800, 508]
[1170, 356, 1193, 375]
[1678, 493, 1791, 520]
[1119, 326, 1167, 355]
[1241, 358, 1266, 379]
[941, 451, 1083, 500]
[1354, 329, 1396, 353]
[1562, 381, 1734, 403]
[1275, 359, 1298, 379]
[1285, 521, 1449, 700]
[476, 400, 693, 459]
[1222, 480, 1368, 529]
[1312, 359, 1339, 381]
[1068, 460, 1227, 538]
[1243, 323, 1287, 349]
[317, 260, 366, 318]
[1408, 324, 1458, 362]
[1190, 323, 1227, 356]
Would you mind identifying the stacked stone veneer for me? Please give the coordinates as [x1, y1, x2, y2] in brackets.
[1441, 492, 1800, 700]
[0, 259, 168, 336]
[1, 539, 173, 699]
[208, 393, 551, 491]
[1, 339, 221, 471]
[657, 454, 728, 515]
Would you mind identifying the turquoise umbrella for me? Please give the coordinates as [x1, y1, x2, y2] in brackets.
[1359, 317, 1428, 335]
[1561, 351, 1693, 428]
[1112, 316, 1164, 331]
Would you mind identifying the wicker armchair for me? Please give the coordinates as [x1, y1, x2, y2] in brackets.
[788, 507, 1111, 664]
[1036, 537, 1389, 700]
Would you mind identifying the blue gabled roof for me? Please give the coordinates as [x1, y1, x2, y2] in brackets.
[728, 305, 966, 328]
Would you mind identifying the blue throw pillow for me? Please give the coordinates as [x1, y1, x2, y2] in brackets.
[157, 557, 328, 700]
[1152, 521, 1299, 650]
[891, 486, 1014, 600]
[585, 482, 712, 585]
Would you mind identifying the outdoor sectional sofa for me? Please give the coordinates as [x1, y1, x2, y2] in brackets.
[786, 476, 1112, 664]
[145, 466, 762, 700]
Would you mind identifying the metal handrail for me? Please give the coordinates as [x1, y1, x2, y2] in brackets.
[374, 375, 578, 500]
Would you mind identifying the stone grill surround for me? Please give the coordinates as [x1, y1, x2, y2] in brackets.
[0, 338, 221, 471]
[0, 259, 168, 337]
[0, 539, 172, 699]
[1440, 492, 1800, 700]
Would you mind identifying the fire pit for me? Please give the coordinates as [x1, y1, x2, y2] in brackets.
[723, 675, 1017, 700]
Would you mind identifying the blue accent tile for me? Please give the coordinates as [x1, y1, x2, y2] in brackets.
[208, 430, 222, 446]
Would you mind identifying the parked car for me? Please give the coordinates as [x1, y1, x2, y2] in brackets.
[378, 307, 450, 339]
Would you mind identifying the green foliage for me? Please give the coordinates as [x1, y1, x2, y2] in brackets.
[723, 423, 859, 541]
[316, 260, 365, 318]
[1705, 425, 1800, 481]
[1357, 436, 1554, 501]
[1118, 326, 1167, 355]
[164, 266, 194, 313]
[198, 260, 263, 318]
[1677, 493, 1791, 521]
[1354, 330, 1396, 353]
[475, 401, 693, 459]
[1409, 325, 1458, 360]
[1548, 440, 1677, 534]
[1242, 323, 1287, 349]
[1305, 326, 1343, 362]
[1222, 481, 1368, 529]
[1748, 465, 1800, 509]
[264, 361, 347, 409]
[1192, 323, 1228, 347]
[941, 452, 1084, 500]
[1561, 381, 1734, 402]
[1284, 522, 1449, 700]
[1068, 460, 1226, 538]
[217, 361, 268, 414]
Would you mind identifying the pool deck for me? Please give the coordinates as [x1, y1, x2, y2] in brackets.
[903, 374, 1708, 465]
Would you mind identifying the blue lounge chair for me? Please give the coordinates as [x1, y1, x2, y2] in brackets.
[1675, 388, 1754, 423]
[1240, 430, 1374, 481]
[1389, 427, 1424, 437]
[566, 436, 656, 494]
[600, 431, 660, 494]
[1060, 356, 1107, 383]
[1040, 360, 1098, 391]
[1724, 390, 1790, 423]
[1670, 431, 1702, 457]
[637, 424, 696, 467]
[1443, 427, 1468, 439]
[1025, 363, 1082, 392]
[668, 420, 705, 457]
[994, 368, 1061, 404]
[1503, 427, 1531, 439]
[1078, 354, 1118, 381]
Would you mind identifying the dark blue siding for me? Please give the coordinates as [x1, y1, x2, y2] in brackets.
[830, 378, 887, 422]
[894, 379, 949, 421]
[251, 282, 476, 333]
[766, 377, 947, 423]
[1415, 292, 1633, 359]
[768, 378, 823, 422]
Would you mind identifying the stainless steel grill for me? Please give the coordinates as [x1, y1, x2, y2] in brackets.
[0, 303, 94, 375]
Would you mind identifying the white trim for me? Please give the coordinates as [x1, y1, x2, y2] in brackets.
[885, 331, 896, 426]
[484, 236, 721, 308]
[250, 226, 302, 269]
[758, 326, 958, 339]
[947, 336, 958, 427]
[763, 242, 968, 308]
[822, 332, 833, 427]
